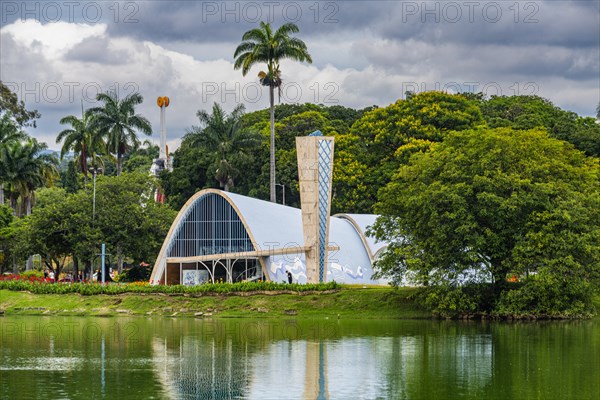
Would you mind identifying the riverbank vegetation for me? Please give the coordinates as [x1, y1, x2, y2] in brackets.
[0, 287, 428, 319]
[1, 287, 598, 320]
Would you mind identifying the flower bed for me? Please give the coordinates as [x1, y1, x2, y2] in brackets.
[0, 276, 339, 295]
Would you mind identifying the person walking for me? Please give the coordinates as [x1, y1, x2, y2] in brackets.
[287, 270, 293, 284]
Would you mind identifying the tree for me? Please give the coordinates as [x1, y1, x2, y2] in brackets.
[481, 95, 600, 157]
[159, 141, 210, 210]
[186, 103, 260, 191]
[371, 127, 600, 317]
[13, 187, 99, 279]
[0, 204, 14, 273]
[0, 112, 27, 204]
[0, 112, 26, 145]
[122, 140, 159, 173]
[335, 92, 484, 213]
[1, 139, 58, 216]
[0, 81, 40, 127]
[15, 175, 176, 277]
[60, 160, 81, 193]
[87, 92, 152, 175]
[245, 109, 340, 206]
[56, 111, 104, 183]
[0, 217, 24, 275]
[15, 188, 77, 279]
[92, 172, 176, 272]
[234, 22, 312, 202]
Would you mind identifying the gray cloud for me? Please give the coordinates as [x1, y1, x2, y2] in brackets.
[65, 35, 131, 64]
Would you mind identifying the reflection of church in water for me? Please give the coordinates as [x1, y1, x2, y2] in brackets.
[149, 322, 496, 399]
[151, 334, 329, 399]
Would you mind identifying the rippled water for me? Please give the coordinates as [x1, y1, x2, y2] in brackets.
[1, 317, 598, 399]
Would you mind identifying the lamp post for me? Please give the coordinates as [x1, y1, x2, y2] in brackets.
[89, 166, 102, 220]
[275, 183, 286, 205]
[89, 166, 102, 281]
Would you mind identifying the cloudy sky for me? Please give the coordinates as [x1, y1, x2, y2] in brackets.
[1, 0, 598, 151]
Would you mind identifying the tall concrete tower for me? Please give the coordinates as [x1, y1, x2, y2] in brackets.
[296, 132, 335, 283]
[151, 96, 171, 203]
[157, 96, 170, 169]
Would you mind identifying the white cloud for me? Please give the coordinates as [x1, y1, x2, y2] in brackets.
[2, 20, 106, 58]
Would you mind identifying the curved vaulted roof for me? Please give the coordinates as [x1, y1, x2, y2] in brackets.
[150, 189, 388, 284]
[333, 214, 386, 260]
[224, 191, 305, 250]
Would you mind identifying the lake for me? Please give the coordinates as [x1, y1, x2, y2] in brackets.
[1, 316, 598, 399]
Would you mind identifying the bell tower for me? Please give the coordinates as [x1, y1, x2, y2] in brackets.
[296, 131, 335, 283]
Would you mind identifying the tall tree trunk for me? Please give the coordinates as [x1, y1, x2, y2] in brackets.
[53, 258, 63, 281]
[269, 85, 276, 203]
[73, 257, 79, 281]
[25, 194, 32, 216]
[10, 193, 18, 216]
[117, 244, 124, 273]
[117, 152, 122, 176]
[85, 259, 92, 281]
[0, 184, 4, 205]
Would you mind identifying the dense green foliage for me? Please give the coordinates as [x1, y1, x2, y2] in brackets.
[481, 95, 600, 157]
[185, 103, 260, 191]
[162, 92, 597, 215]
[9, 173, 176, 276]
[0, 81, 40, 127]
[371, 128, 600, 317]
[335, 92, 486, 212]
[161, 103, 369, 210]
[114, 263, 153, 282]
[1, 84, 57, 218]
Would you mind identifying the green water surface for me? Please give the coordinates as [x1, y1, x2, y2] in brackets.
[0, 317, 598, 399]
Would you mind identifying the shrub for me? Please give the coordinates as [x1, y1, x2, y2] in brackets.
[0, 278, 340, 296]
[20, 270, 45, 279]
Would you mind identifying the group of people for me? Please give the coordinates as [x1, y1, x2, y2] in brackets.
[43, 269, 55, 282]
[43, 270, 84, 283]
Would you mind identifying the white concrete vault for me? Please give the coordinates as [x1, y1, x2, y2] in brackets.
[150, 189, 390, 285]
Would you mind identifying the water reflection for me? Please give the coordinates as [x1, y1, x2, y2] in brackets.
[1, 317, 598, 399]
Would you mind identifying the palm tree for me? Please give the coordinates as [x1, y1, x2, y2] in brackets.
[234, 22, 312, 202]
[2, 139, 58, 216]
[87, 92, 152, 176]
[56, 110, 104, 184]
[187, 103, 259, 191]
[0, 112, 27, 205]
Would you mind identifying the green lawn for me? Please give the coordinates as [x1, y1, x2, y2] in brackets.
[0, 287, 431, 319]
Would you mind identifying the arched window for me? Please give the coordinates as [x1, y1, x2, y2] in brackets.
[167, 193, 254, 257]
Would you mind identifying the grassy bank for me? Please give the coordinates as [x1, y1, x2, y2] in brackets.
[0, 287, 430, 319]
